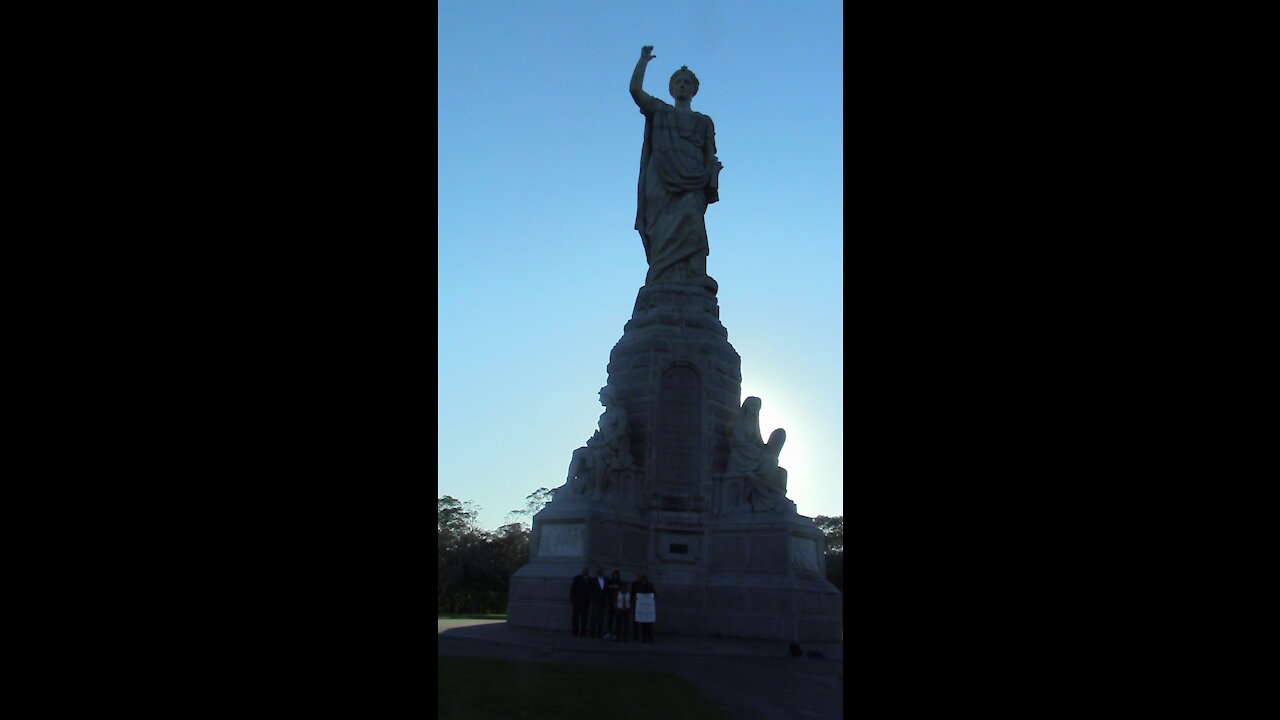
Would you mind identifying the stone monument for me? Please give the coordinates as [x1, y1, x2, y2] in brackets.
[505, 46, 842, 643]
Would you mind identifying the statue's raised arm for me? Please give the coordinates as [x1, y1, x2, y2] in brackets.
[630, 45, 657, 108]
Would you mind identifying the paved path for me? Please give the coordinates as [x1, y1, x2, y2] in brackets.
[438, 620, 843, 720]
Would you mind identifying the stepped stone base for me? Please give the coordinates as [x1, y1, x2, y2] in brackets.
[506, 282, 842, 643]
[507, 503, 842, 642]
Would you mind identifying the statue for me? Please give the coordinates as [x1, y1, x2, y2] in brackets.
[566, 386, 635, 500]
[727, 397, 789, 511]
[630, 45, 723, 294]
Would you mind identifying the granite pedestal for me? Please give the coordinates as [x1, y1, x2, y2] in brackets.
[507, 282, 841, 643]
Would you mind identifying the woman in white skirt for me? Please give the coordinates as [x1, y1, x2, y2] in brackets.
[632, 573, 657, 643]
[613, 581, 632, 642]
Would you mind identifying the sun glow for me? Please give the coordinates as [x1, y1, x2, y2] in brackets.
[738, 380, 820, 514]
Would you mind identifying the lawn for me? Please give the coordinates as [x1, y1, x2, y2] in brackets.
[437, 613, 507, 620]
[438, 656, 732, 720]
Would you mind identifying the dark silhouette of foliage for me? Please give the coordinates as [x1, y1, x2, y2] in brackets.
[814, 515, 844, 592]
[438, 495, 534, 614]
[813, 515, 843, 554]
[503, 487, 554, 532]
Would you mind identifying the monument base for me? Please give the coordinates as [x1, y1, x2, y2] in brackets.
[505, 281, 842, 643]
[506, 497, 842, 642]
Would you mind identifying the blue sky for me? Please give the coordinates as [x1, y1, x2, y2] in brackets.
[439, 0, 843, 531]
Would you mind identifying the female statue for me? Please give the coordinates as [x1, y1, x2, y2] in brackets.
[728, 397, 788, 511]
[630, 46, 723, 294]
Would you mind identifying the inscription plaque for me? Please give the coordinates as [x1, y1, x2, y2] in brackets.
[790, 536, 819, 571]
[538, 523, 585, 557]
[657, 531, 699, 563]
[657, 366, 702, 494]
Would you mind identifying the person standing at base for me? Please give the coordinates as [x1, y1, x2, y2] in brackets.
[629, 578, 640, 641]
[633, 573, 657, 643]
[613, 580, 632, 642]
[588, 567, 608, 638]
[570, 567, 592, 637]
[604, 570, 622, 640]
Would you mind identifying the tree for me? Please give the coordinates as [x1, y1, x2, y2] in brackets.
[438, 496, 537, 614]
[813, 515, 843, 555]
[813, 515, 844, 593]
[503, 487, 554, 532]
[438, 496, 484, 609]
[439, 496, 480, 537]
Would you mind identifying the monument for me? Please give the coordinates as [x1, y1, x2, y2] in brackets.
[505, 46, 842, 643]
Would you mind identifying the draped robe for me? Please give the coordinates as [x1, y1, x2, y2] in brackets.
[728, 407, 788, 511]
[634, 95, 722, 288]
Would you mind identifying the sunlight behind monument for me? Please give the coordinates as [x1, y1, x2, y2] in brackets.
[505, 46, 842, 643]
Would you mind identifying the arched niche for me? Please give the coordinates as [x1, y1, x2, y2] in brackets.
[655, 363, 703, 496]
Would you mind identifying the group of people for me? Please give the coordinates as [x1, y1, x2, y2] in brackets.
[570, 567, 657, 643]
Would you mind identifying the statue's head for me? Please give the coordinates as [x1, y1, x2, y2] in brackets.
[598, 386, 614, 405]
[669, 66, 699, 101]
[742, 396, 762, 414]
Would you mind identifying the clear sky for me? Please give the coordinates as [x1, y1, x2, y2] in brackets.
[439, 0, 843, 531]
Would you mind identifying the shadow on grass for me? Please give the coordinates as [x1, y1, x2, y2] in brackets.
[439, 656, 732, 720]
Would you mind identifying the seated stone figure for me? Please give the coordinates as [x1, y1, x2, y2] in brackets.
[566, 387, 634, 500]
[727, 396, 788, 511]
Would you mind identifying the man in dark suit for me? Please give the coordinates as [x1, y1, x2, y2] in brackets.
[570, 567, 592, 637]
[588, 567, 608, 638]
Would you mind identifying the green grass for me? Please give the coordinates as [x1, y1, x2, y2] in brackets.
[437, 613, 507, 620]
[438, 656, 733, 720]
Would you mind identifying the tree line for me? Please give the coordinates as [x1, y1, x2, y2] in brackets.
[436, 489, 551, 614]
[438, 489, 843, 614]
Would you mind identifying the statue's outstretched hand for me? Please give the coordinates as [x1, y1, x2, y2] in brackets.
[641, 45, 656, 61]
